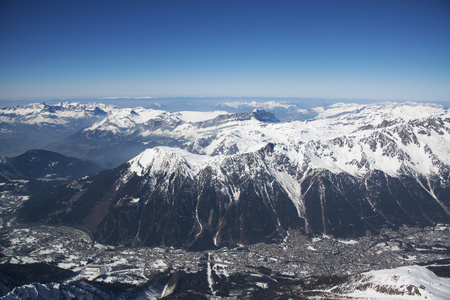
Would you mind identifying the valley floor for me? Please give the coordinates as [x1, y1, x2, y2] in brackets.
[1, 186, 449, 298]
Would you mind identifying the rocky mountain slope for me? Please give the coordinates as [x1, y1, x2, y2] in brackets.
[0, 149, 98, 182]
[0, 149, 99, 204]
[19, 102, 450, 249]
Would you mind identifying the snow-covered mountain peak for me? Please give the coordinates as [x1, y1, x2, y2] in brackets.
[128, 147, 186, 177]
[127, 146, 217, 178]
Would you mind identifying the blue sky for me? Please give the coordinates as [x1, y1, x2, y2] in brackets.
[0, 0, 449, 101]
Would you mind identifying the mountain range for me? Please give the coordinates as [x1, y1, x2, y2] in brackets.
[11, 101, 449, 249]
[0, 102, 110, 158]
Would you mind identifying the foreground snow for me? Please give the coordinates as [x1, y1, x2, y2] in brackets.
[336, 265, 450, 299]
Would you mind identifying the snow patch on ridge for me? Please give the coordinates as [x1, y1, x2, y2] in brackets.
[175, 110, 229, 122]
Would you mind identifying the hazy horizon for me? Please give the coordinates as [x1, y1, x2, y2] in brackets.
[1, 97, 450, 112]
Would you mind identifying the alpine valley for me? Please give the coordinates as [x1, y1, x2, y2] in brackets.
[1, 100, 449, 299]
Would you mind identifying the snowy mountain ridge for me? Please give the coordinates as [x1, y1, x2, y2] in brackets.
[0, 102, 115, 125]
[66, 101, 449, 177]
[119, 101, 450, 178]
[1, 100, 446, 127]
